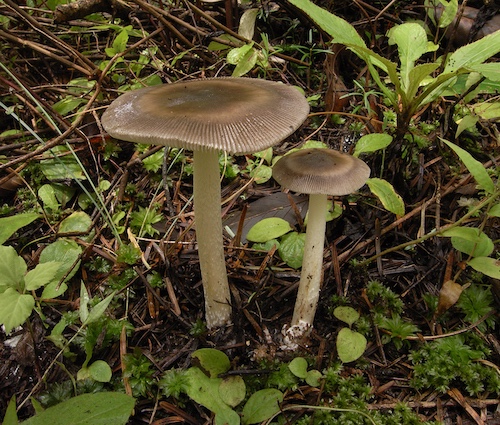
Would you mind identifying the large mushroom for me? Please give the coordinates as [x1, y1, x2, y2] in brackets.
[272, 148, 370, 338]
[102, 78, 309, 328]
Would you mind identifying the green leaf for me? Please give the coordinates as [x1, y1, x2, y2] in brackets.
[79, 281, 90, 323]
[184, 367, 240, 425]
[238, 8, 259, 40]
[288, 357, 308, 379]
[336, 328, 367, 363]
[246, 218, 293, 243]
[39, 239, 82, 289]
[38, 184, 60, 211]
[41, 281, 68, 300]
[227, 43, 254, 65]
[219, 376, 246, 407]
[366, 178, 405, 216]
[467, 257, 500, 279]
[84, 292, 116, 325]
[441, 227, 494, 257]
[241, 389, 283, 425]
[488, 204, 500, 218]
[0, 245, 27, 292]
[287, 0, 366, 47]
[52, 96, 86, 116]
[24, 261, 62, 291]
[249, 164, 272, 184]
[441, 139, 494, 194]
[232, 48, 258, 77]
[471, 101, 500, 120]
[0, 288, 35, 334]
[387, 23, 436, 90]
[444, 30, 500, 74]
[353, 133, 393, 157]
[3, 396, 18, 425]
[406, 62, 440, 100]
[0, 212, 39, 245]
[333, 306, 360, 326]
[305, 369, 323, 387]
[20, 392, 135, 425]
[88, 360, 113, 383]
[455, 114, 479, 138]
[278, 232, 306, 269]
[40, 146, 86, 181]
[192, 348, 231, 378]
[468, 63, 500, 81]
[59, 211, 93, 235]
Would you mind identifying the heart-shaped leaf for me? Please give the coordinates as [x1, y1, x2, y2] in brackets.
[336, 328, 367, 363]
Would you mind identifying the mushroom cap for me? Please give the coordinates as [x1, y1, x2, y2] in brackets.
[272, 148, 370, 195]
[101, 77, 310, 154]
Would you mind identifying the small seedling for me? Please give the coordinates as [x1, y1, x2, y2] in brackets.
[333, 306, 367, 363]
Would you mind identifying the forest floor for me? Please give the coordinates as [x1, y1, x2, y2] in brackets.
[0, 0, 499, 424]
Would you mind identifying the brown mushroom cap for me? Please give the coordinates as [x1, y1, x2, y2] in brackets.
[101, 77, 310, 154]
[273, 148, 370, 196]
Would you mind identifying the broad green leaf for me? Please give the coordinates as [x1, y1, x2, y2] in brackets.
[227, 43, 254, 65]
[0, 288, 34, 334]
[0, 212, 39, 245]
[21, 392, 135, 425]
[59, 211, 93, 235]
[468, 63, 500, 81]
[185, 367, 240, 425]
[406, 62, 440, 100]
[467, 257, 500, 279]
[288, 357, 308, 379]
[241, 389, 283, 425]
[471, 101, 500, 120]
[39, 238, 82, 286]
[333, 306, 360, 326]
[247, 217, 292, 243]
[52, 96, 86, 116]
[24, 261, 62, 291]
[41, 281, 68, 300]
[387, 23, 435, 90]
[252, 239, 280, 251]
[40, 146, 85, 181]
[278, 232, 306, 269]
[38, 184, 60, 211]
[305, 369, 323, 387]
[441, 139, 494, 194]
[488, 204, 500, 217]
[232, 48, 258, 77]
[444, 30, 500, 74]
[84, 292, 116, 325]
[249, 164, 272, 184]
[287, 0, 366, 47]
[336, 328, 367, 363]
[435, 0, 458, 28]
[353, 133, 393, 157]
[238, 9, 259, 40]
[366, 178, 405, 216]
[0, 245, 27, 293]
[192, 348, 231, 378]
[441, 226, 494, 257]
[88, 360, 113, 383]
[219, 376, 246, 407]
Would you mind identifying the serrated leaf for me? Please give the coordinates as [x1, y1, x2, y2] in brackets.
[441, 139, 494, 194]
[219, 376, 246, 407]
[0, 213, 40, 245]
[0, 288, 34, 334]
[241, 389, 283, 425]
[333, 306, 360, 326]
[366, 178, 405, 216]
[0, 245, 27, 293]
[353, 133, 393, 157]
[192, 348, 231, 378]
[288, 357, 308, 379]
[20, 392, 135, 425]
[24, 261, 62, 291]
[336, 328, 367, 363]
[278, 232, 306, 269]
[247, 217, 293, 243]
[467, 257, 500, 279]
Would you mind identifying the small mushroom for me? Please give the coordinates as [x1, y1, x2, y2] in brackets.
[272, 148, 370, 338]
[102, 77, 309, 328]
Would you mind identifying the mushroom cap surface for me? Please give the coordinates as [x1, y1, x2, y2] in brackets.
[101, 77, 310, 154]
[272, 148, 370, 195]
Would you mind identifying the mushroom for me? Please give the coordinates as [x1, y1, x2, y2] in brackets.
[101, 77, 309, 328]
[272, 148, 370, 337]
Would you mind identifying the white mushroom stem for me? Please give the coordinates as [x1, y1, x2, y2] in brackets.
[291, 193, 328, 330]
[193, 149, 232, 328]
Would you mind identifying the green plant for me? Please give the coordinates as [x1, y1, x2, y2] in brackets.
[288, 0, 500, 141]
[410, 335, 500, 396]
[130, 205, 164, 237]
[333, 306, 368, 363]
[123, 348, 155, 397]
